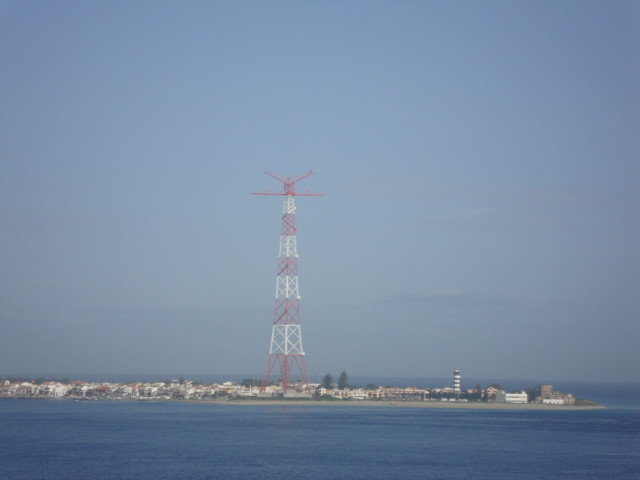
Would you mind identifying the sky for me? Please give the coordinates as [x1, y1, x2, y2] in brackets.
[1, 0, 638, 383]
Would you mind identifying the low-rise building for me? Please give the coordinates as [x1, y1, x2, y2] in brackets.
[496, 390, 528, 404]
[535, 385, 576, 405]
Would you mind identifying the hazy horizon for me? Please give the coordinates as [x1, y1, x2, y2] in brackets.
[4, 372, 636, 389]
[2, 1, 638, 383]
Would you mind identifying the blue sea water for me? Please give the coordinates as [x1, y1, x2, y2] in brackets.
[1, 391, 639, 480]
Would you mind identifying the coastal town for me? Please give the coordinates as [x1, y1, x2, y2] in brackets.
[0, 375, 591, 406]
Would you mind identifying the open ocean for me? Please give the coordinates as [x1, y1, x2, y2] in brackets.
[1, 381, 639, 480]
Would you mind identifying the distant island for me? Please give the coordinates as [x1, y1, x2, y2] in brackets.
[0, 376, 601, 409]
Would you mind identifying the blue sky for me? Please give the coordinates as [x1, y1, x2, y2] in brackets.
[1, 1, 638, 382]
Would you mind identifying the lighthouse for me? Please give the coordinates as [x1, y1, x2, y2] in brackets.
[453, 369, 461, 395]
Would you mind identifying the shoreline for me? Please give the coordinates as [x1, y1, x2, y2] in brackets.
[0, 397, 606, 409]
[182, 399, 606, 410]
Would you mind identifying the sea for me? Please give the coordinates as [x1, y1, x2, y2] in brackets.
[1, 378, 639, 480]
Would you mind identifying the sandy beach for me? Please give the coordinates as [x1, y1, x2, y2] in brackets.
[185, 399, 605, 410]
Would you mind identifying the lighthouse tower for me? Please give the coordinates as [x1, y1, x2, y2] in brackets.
[253, 171, 324, 393]
[453, 369, 461, 395]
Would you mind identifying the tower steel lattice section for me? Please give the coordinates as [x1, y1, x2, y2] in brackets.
[253, 171, 324, 393]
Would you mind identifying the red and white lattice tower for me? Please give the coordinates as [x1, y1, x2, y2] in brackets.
[253, 171, 324, 393]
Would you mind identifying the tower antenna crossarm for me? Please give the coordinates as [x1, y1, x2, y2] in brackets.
[253, 171, 325, 196]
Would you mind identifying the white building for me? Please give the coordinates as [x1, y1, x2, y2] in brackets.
[348, 388, 367, 400]
[496, 390, 528, 404]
